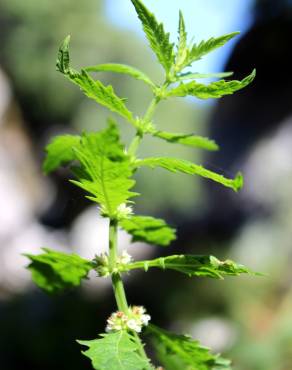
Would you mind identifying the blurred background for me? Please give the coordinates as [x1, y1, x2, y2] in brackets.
[1, 0, 292, 369]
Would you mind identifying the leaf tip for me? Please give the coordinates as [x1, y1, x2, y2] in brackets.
[233, 171, 244, 192]
[60, 35, 71, 51]
[57, 35, 71, 73]
[211, 141, 220, 151]
[243, 68, 256, 86]
[65, 34, 71, 43]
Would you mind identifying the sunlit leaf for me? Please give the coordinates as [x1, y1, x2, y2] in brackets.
[168, 70, 256, 99]
[175, 11, 188, 70]
[25, 248, 93, 294]
[152, 130, 219, 151]
[57, 37, 135, 124]
[78, 331, 153, 370]
[56, 35, 71, 74]
[120, 215, 176, 246]
[174, 27, 239, 72]
[84, 63, 155, 88]
[148, 324, 232, 370]
[130, 0, 175, 74]
[43, 134, 81, 174]
[127, 254, 257, 279]
[135, 157, 243, 192]
[189, 32, 239, 63]
[177, 71, 233, 81]
[71, 122, 138, 216]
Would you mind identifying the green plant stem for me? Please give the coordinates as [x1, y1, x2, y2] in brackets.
[109, 219, 128, 313]
[128, 80, 171, 157]
[128, 96, 161, 157]
[108, 218, 149, 362]
[143, 96, 160, 123]
[115, 87, 167, 366]
[128, 132, 143, 157]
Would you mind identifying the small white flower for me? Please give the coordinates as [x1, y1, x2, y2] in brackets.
[141, 314, 151, 325]
[99, 252, 109, 264]
[106, 311, 128, 332]
[117, 203, 133, 219]
[119, 250, 133, 265]
[95, 252, 110, 277]
[105, 306, 151, 333]
[127, 319, 142, 333]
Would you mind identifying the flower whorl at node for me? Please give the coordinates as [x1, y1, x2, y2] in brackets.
[95, 250, 133, 277]
[119, 250, 133, 265]
[105, 306, 151, 333]
[117, 203, 133, 220]
[99, 203, 133, 220]
[95, 253, 110, 277]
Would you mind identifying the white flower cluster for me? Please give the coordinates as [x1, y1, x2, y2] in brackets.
[118, 250, 133, 266]
[106, 306, 151, 333]
[116, 203, 133, 219]
[95, 250, 133, 277]
[100, 203, 133, 219]
[95, 252, 110, 277]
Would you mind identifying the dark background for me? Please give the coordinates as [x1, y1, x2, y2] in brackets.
[1, 1, 292, 369]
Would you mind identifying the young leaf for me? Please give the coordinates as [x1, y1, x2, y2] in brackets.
[174, 31, 239, 73]
[71, 70, 135, 122]
[57, 37, 135, 124]
[127, 255, 256, 279]
[120, 215, 176, 247]
[70, 122, 138, 217]
[175, 10, 188, 69]
[177, 71, 234, 81]
[189, 32, 239, 64]
[130, 0, 175, 74]
[152, 131, 219, 151]
[56, 34, 71, 74]
[135, 157, 243, 192]
[24, 248, 93, 294]
[84, 63, 155, 89]
[167, 69, 256, 100]
[43, 134, 81, 174]
[147, 324, 232, 370]
[78, 331, 153, 370]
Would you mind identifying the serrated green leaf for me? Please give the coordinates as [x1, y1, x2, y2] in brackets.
[70, 122, 138, 216]
[174, 30, 239, 73]
[24, 248, 93, 294]
[135, 157, 243, 192]
[147, 324, 232, 370]
[78, 331, 153, 370]
[72, 69, 134, 122]
[56, 37, 135, 124]
[168, 69, 256, 99]
[120, 216, 176, 247]
[152, 131, 219, 151]
[127, 255, 256, 279]
[43, 134, 81, 174]
[130, 0, 174, 74]
[175, 10, 188, 70]
[84, 63, 155, 89]
[56, 34, 71, 74]
[189, 32, 239, 64]
[177, 71, 234, 81]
